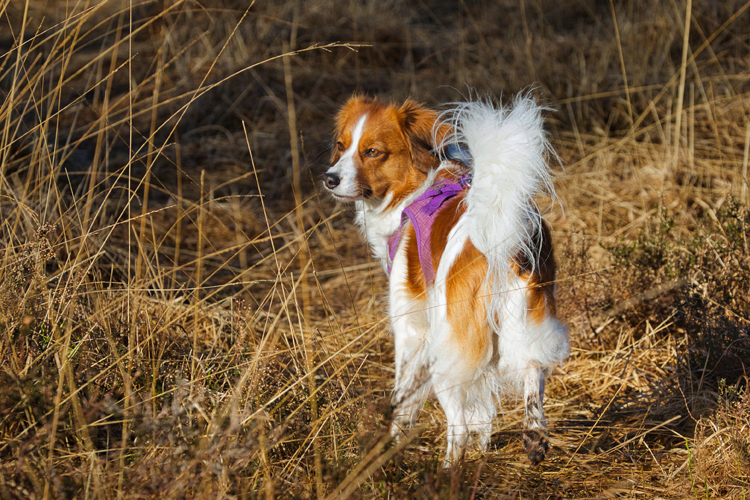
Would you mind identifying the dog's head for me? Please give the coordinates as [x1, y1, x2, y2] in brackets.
[323, 96, 448, 204]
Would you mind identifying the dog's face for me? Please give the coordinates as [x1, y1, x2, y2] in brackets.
[324, 97, 446, 205]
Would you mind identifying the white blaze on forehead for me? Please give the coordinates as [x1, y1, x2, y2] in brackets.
[343, 114, 368, 160]
[326, 114, 368, 199]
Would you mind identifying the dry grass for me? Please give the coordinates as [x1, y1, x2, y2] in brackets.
[1, 0, 749, 498]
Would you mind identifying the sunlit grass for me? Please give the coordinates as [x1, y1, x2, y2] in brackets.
[1, 0, 749, 498]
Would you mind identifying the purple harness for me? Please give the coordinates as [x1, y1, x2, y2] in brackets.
[386, 175, 472, 285]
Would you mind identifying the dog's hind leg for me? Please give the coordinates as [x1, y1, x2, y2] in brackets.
[522, 360, 549, 465]
[495, 274, 569, 465]
[434, 382, 469, 467]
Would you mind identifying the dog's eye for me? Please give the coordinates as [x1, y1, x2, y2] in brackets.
[336, 141, 345, 152]
[364, 148, 381, 158]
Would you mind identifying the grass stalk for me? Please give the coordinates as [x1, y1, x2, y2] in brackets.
[135, 37, 166, 284]
[609, 0, 633, 125]
[672, 0, 692, 168]
[742, 123, 749, 204]
[192, 169, 206, 386]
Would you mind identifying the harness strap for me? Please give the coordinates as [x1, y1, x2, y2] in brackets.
[386, 175, 471, 285]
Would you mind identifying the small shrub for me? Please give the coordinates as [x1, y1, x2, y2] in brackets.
[605, 201, 750, 382]
[694, 378, 750, 498]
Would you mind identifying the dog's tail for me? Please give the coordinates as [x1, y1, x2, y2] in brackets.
[445, 95, 556, 331]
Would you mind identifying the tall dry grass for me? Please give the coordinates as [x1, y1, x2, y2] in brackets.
[1, 0, 749, 498]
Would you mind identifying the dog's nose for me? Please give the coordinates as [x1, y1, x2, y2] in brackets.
[323, 172, 340, 189]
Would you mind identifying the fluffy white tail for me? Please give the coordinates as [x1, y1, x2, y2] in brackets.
[446, 95, 556, 331]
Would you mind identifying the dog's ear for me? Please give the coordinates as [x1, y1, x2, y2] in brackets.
[398, 100, 447, 174]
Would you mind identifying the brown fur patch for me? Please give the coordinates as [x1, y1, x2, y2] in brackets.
[445, 239, 491, 372]
[404, 225, 427, 299]
[512, 220, 558, 325]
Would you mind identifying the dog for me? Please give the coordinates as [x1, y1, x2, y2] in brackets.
[323, 95, 570, 466]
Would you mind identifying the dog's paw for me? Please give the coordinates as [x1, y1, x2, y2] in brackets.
[523, 429, 549, 466]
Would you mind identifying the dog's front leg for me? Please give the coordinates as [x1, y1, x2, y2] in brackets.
[389, 306, 431, 441]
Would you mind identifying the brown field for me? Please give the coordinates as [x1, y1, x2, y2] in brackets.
[1, 0, 749, 498]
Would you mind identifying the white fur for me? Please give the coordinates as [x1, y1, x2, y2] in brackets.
[345, 97, 569, 466]
[495, 277, 569, 389]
